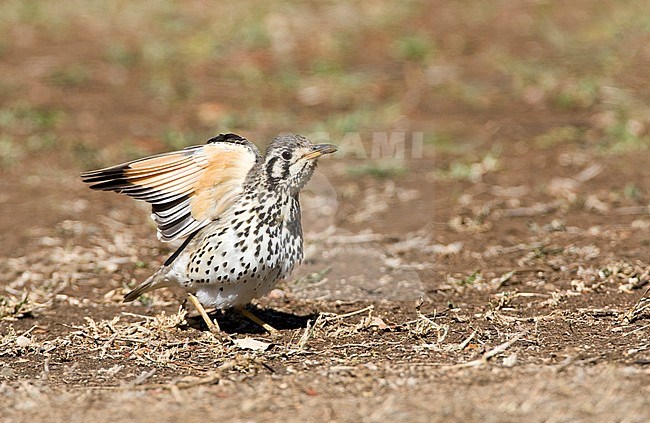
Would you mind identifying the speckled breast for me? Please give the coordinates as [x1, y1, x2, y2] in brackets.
[184, 192, 303, 308]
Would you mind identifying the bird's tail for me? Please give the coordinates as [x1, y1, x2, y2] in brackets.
[123, 266, 175, 302]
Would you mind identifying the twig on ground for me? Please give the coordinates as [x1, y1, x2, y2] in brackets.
[441, 331, 528, 370]
[19, 325, 38, 338]
[135, 361, 235, 391]
[325, 305, 374, 322]
[415, 309, 449, 343]
[130, 369, 156, 386]
[295, 314, 325, 351]
[618, 323, 650, 338]
[129, 372, 221, 391]
[121, 312, 156, 320]
[500, 201, 562, 217]
[457, 330, 477, 351]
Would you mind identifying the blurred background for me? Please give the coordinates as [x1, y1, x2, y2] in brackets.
[0, 0, 648, 272]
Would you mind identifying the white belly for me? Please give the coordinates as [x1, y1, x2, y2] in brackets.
[194, 267, 283, 308]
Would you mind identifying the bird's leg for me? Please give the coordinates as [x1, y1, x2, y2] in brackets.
[235, 305, 278, 334]
[187, 293, 221, 333]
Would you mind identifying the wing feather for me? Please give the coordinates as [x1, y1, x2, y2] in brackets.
[81, 134, 260, 242]
[153, 198, 190, 218]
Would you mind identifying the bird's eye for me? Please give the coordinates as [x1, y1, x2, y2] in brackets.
[281, 151, 292, 160]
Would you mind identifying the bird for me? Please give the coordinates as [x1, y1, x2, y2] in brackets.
[81, 133, 337, 333]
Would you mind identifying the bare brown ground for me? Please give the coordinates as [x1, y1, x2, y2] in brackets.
[1, 1, 649, 422]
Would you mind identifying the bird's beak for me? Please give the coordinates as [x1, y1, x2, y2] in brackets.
[302, 144, 338, 160]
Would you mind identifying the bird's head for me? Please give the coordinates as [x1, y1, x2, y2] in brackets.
[262, 134, 337, 194]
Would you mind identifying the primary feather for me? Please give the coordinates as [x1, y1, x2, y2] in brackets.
[81, 134, 260, 242]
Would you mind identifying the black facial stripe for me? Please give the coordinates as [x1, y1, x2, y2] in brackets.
[298, 160, 310, 175]
[265, 156, 290, 183]
[266, 156, 279, 175]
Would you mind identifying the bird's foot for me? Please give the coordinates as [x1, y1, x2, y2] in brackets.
[235, 305, 279, 334]
[187, 292, 221, 333]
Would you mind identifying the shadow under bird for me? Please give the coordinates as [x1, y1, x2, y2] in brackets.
[81, 133, 337, 333]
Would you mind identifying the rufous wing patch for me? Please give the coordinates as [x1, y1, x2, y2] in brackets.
[190, 146, 257, 221]
[81, 136, 259, 242]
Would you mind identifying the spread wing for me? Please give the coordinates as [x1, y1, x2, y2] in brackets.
[81, 133, 261, 242]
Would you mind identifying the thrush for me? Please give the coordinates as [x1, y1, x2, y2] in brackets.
[81, 133, 337, 333]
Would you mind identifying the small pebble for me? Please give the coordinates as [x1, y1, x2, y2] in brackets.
[16, 335, 32, 348]
[503, 352, 518, 368]
[267, 289, 285, 300]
